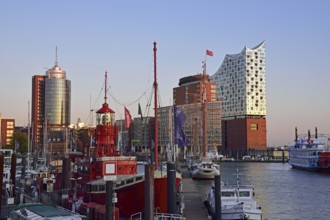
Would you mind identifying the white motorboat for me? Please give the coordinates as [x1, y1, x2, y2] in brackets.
[190, 160, 220, 180]
[204, 170, 262, 220]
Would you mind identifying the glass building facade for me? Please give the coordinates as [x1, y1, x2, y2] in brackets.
[45, 65, 71, 126]
[45, 79, 71, 125]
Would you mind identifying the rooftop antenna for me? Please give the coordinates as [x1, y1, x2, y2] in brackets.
[55, 46, 58, 67]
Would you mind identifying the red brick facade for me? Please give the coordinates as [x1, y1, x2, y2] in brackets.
[222, 117, 267, 151]
[1, 119, 15, 148]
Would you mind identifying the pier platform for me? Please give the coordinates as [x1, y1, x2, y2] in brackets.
[180, 163, 209, 220]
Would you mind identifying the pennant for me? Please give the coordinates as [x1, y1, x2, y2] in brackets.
[124, 107, 132, 129]
[173, 105, 188, 148]
[138, 103, 143, 120]
[206, 49, 213, 56]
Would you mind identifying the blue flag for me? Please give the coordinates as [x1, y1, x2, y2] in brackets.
[173, 105, 188, 148]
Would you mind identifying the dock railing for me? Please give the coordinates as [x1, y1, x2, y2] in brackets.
[130, 211, 186, 220]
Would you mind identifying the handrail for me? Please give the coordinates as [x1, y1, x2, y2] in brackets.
[130, 212, 186, 220]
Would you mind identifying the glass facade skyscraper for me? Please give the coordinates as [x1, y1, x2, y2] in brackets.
[45, 65, 71, 126]
[32, 59, 71, 153]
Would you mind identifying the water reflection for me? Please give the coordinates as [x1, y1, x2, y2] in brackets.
[193, 162, 330, 220]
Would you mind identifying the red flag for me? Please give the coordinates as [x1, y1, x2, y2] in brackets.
[206, 49, 213, 56]
[124, 107, 132, 128]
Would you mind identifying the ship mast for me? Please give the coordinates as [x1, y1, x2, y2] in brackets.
[104, 71, 108, 104]
[202, 61, 207, 158]
[153, 42, 159, 168]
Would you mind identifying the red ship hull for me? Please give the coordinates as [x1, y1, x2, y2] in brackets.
[60, 170, 181, 218]
[318, 152, 330, 172]
[79, 171, 181, 218]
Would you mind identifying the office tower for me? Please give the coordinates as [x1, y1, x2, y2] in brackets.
[31, 75, 46, 152]
[31, 54, 71, 154]
[212, 42, 267, 152]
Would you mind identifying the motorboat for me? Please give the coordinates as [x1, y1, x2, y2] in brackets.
[190, 160, 220, 180]
[204, 170, 262, 220]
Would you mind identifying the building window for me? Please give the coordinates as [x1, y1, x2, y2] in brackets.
[251, 124, 258, 130]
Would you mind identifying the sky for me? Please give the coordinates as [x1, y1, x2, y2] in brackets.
[1, 1, 330, 147]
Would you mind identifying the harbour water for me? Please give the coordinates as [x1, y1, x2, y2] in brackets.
[194, 162, 330, 220]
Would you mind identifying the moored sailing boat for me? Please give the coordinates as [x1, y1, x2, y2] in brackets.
[190, 56, 220, 180]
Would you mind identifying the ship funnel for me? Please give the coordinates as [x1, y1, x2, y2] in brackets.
[315, 127, 318, 139]
[295, 127, 298, 142]
[308, 129, 311, 140]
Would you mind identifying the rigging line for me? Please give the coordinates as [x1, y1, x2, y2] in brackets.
[135, 51, 154, 115]
[156, 86, 163, 108]
[83, 85, 104, 125]
[144, 86, 154, 118]
[108, 86, 152, 107]
[106, 53, 154, 108]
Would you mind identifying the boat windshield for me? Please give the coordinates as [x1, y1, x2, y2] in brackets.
[239, 191, 250, 197]
[221, 191, 250, 197]
[221, 192, 235, 197]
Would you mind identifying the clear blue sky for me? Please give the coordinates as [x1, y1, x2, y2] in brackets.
[1, 1, 330, 147]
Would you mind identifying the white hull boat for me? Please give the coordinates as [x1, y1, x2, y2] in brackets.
[190, 161, 220, 180]
[204, 171, 262, 220]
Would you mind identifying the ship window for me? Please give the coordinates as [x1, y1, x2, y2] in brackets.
[221, 192, 235, 197]
[239, 191, 250, 197]
[116, 181, 125, 187]
[99, 184, 105, 192]
[126, 178, 134, 184]
[136, 176, 143, 181]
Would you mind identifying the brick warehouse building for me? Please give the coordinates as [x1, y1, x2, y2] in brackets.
[212, 42, 267, 152]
